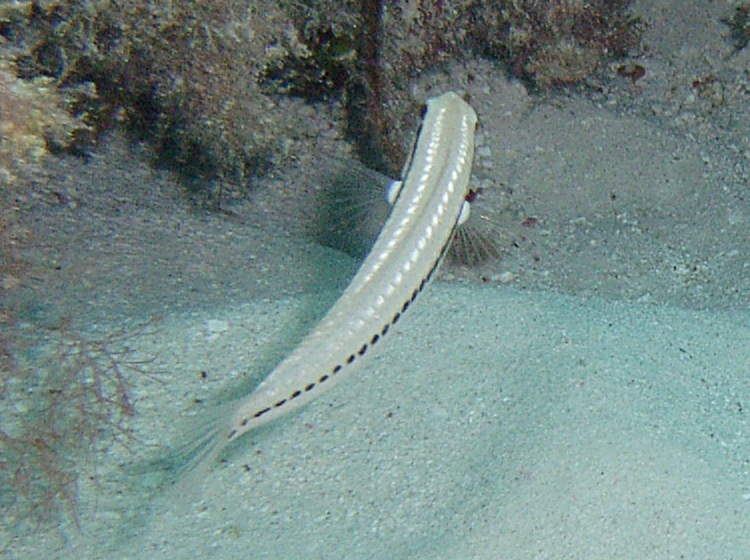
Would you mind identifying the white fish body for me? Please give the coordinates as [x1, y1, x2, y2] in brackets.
[198, 91, 477, 464]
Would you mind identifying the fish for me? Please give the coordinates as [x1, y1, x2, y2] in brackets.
[184, 91, 478, 472]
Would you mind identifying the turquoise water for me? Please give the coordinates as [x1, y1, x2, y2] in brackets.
[4, 1, 750, 555]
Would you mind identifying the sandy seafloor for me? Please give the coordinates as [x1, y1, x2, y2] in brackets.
[6, 0, 750, 558]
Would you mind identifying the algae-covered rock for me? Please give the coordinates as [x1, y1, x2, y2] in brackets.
[0, 57, 88, 184]
[2, 0, 354, 191]
[1, 0, 642, 189]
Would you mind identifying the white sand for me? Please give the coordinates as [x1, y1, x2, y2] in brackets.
[143, 284, 750, 559]
[11, 283, 749, 559]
